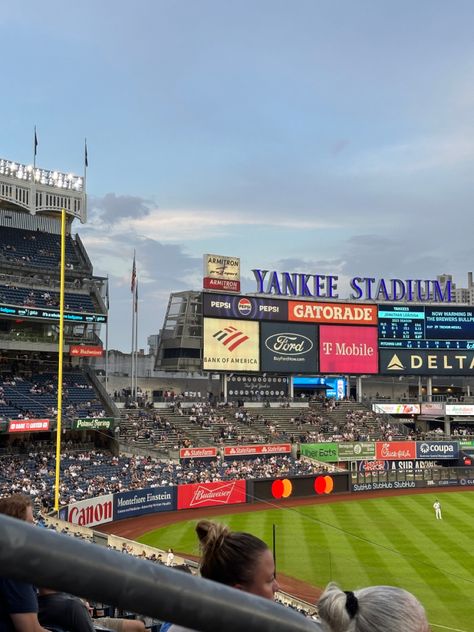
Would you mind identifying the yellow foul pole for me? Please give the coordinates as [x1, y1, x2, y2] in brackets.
[54, 209, 66, 512]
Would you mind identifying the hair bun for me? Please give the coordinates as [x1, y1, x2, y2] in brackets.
[196, 520, 230, 554]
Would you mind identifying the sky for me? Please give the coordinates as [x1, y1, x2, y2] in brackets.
[1, 1, 473, 351]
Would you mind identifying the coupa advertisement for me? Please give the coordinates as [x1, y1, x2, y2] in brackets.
[114, 486, 176, 520]
[416, 441, 459, 460]
[260, 321, 318, 373]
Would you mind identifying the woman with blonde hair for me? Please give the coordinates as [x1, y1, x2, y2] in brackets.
[317, 582, 430, 632]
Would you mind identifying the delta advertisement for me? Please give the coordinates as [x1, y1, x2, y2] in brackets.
[202, 293, 288, 321]
[416, 441, 459, 460]
[319, 326, 379, 374]
[67, 494, 114, 527]
[380, 349, 474, 375]
[203, 318, 260, 372]
[177, 479, 247, 510]
[113, 486, 176, 521]
[260, 322, 318, 373]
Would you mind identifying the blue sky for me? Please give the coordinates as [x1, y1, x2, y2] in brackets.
[1, 1, 473, 350]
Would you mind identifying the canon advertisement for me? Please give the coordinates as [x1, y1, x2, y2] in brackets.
[177, 480, 247, 510]
[226, 374, 288, 400]
[114, 486, 176, 521]
[416, 441, 459, 460]
[380, 349, 474, 375]
[260, 322, 318, 373]
[67, 494, 114, 527]
[319, 325, 379, 374]
[202, 292, 288, 321]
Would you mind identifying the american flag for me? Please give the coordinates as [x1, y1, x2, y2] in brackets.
[131, 252, 136, 294]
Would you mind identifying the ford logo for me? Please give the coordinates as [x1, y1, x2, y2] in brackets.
[265, 333, 313, 356]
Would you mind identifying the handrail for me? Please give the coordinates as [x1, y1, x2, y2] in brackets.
[0, 515, 322, 632]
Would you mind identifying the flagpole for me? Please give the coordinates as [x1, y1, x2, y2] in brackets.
[130, 251, 136, 403]
[33, 126, 38, 170]
[105, 276, 109, 394]
[134, 281, 138, 402]
[54, 209, 66, 512]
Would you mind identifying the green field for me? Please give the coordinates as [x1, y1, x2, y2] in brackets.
[138, 491, 474, 631]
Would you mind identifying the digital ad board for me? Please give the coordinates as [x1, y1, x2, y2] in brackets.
[202, 293, 288, 321]
[319, 325, 379, 374]
[260, 322, 318, 373]
[380, 349, 474, 375]
[250, 473, 350, 502]
[203, 318, 260, 372]
[177, 480, 247, 510]
[288, 301, 377, 325]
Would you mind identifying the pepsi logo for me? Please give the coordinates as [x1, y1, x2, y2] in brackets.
[237, 298, 253, 316]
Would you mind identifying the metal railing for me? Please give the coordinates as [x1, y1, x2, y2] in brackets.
[0, 514, 321, 632]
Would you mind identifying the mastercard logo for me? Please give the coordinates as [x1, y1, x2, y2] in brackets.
[237, 298, 252, 316]
[314, 475, 334, 495]
[271, 479, 293, 499]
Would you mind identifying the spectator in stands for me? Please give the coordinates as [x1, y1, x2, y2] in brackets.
[317, 582, 429, 632]
[0, 494, 49, 632]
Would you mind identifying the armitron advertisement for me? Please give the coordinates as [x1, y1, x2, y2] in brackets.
[260, 322, 318, 373]
[288, 301, 377, 325]
[202, 293, 288, 321]
[380, 349, 474, 375]
[203, 254, 241, 293]
[203, 318, 260, 372]
[319, 326, 379, 374]
[177, 480, 247, 510]
[67, 494, 114, 527]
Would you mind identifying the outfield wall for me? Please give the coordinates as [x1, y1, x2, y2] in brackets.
[59, 467, 474, 527]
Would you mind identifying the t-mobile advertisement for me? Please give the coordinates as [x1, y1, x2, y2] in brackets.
[319, 326, 379, 374]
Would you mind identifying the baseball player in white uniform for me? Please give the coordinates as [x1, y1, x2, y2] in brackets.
[433, 499, 442, 520]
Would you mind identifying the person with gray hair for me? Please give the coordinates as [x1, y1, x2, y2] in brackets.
[317, 582, 430, 632]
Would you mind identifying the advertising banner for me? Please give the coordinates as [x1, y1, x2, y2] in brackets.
[421, 402, 445, 415]
[8, 419, 50, 433]
[72, 418, 113, 430]
[113, 486, 176, 521]
[445, 404, 474, 416]
[70, 345, 104, 357]
[223, 444, 291, 457]
[288, 301, 377, 325]
[252, 473, 350, 502]
[460, 440, 474, 448]
[67, 494, 114, 527]
[260, 322, 318, 373]
[352, 480, 418, 492]
[179, 447, 218, 459]
[380, 349, 474, 375]
[358, 459, 438, 472]
[358, 460, 388, 472]
[416, 441, 459, 460]
[203, 318, 260, 372]
[177, 480, 247, 510]
[375, 441, 416, 460]
[338, 442, 376, 459]
[226, 374, 288, 400]
[372, 403, 420, 415]
[202, 293, 288, 321]
[0, 304, 106, 324]
[319, 326, 379, 374]
[203, 254, 241, 293]
[300, 443, 339, 462]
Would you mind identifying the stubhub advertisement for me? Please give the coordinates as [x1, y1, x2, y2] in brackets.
[114, 486, 176, 520]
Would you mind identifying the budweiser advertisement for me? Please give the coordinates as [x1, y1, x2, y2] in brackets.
[70, 345, 104, 357]
[319, 325, 379, 374]
[177, 480, 247, 510]
[67, 494, 114, 527]
[8, 419, 50, 433]
[179, 447, 218, 459]
[375, 441, 416, 460]
[224, 444, 292, 457]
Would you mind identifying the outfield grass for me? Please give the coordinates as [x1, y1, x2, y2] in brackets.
[138, 491, 474, 631]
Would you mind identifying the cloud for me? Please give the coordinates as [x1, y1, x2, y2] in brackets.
[89, 193, 152, 223]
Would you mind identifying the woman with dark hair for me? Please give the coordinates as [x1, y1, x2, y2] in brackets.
[165, 520, 280, 632]
[317, 582, 430, 632]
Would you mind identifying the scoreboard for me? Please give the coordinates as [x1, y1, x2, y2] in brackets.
[378, 305, 474, 349]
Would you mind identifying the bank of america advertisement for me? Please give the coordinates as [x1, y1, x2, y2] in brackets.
[260, 322, 318, 373]
[203, 318, 260, 371]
